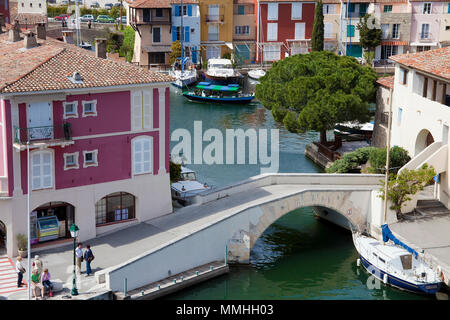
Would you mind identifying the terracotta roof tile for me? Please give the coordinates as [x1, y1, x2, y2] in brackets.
[129, 0, 172, 8]
[390, 47, 450, 81]
[0, 33, 174, 94]
[377, 76, 394, 89]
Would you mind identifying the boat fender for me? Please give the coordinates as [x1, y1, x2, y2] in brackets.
[356, 258, 360, 267]
[383, 274, 388, 284]
[437, 266, 445, 282]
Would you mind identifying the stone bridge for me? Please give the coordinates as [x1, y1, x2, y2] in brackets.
[99, 173, 390, 292]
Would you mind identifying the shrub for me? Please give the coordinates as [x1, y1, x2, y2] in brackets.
[170, 161, 182, 182]
[16, 234, 27, 251]
[366, 146, 411, 174]
[121, 26, 135, 63]
[326, 147, 376, 173]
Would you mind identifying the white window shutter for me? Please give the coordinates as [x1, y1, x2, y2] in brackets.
[295, 23, 305, 40]
[143, 90, 152, 129]
[134, 140, 142, 174]
[32, 153, 41, 189]
[292, 3, 302, 19]
[142, 139, 152, 173]
[132, 91, 143, 130]
[324, 22, 333, 37]
[42, 152, 52, 188]
[268, 3, 278, 20]
[267, 23, 277, 41]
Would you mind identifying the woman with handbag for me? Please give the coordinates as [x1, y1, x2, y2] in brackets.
[16, 256, 25, 288]
[83, 245, 94, 277]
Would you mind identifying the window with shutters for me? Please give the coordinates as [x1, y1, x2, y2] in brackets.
[31, 151, 53, 190]
[132, 136, 153, 175]
[295, 23, 305, 40]
[267, 3, 278, 20]
[267, 23, 277, 41]
[292, 3, 302, 20]
[131, 91, 153, 131]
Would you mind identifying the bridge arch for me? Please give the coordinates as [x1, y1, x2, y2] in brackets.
[415, 129, 434, 156]
[227, 189, 373, 264]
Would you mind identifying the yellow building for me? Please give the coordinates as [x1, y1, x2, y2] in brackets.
[198, 0, 234, 61]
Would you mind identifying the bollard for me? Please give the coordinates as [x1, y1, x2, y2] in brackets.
[157, 284, 161, 290]
[210, 266, 213, 271]
[196, 271, 199, 276]
[173, 279, 177, 284]
[124, 278, 127, 297]
[141, 290, 145, 296]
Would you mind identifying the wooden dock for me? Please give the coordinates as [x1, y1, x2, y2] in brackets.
[114, 261, 229, 300]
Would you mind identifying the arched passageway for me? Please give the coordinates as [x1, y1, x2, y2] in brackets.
[31, 202, 75, 244]
[415, 129, 434, 156]
[0, 221, 6, 255]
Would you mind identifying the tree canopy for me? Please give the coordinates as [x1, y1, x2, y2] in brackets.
[311, 0, 324, 52]
[169, 41, 182, 65]
[357, 14, 382, 52]
[255, 51, 377, 142]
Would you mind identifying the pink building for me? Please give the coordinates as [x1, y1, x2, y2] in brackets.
[409, 0, 445, 52]
[0, 28, 173, 257]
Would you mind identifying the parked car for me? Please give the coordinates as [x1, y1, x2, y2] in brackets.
[54, 14, 70, 21]
[104, 3, 113, 9]
[116, 16, 126, 24]
[61, 0, 68, 4]
[80, 14, 95, 22]
[113, 2, 121, 7]
[96, 15, 115, 23]
[90, 2, 100, 8]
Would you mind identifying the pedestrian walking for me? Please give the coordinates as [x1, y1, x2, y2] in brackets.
[41, 268, 54, 297]
[16, 256, 25, 288]
[88, 20, 91, 29]
[32, 255, 43, 274]
[83, 245, 94, 276]
[75, 243, 83, 275]
[30, 269, 44, 300]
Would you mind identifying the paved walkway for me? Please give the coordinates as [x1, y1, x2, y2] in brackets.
[4, 182, 380, 299]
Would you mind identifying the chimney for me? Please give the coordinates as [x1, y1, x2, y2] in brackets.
[62, 30, 74, 44]
[8, 22, 21, 42]
[95, 38, 107, 59]
[23, 31, 38, 49]
[35, 22, 46, 40]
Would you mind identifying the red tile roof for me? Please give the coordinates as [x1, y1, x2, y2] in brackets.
[389, 47, 450, 81]
[129, 0, 172, 8]
[0, 33, 174, 94]
[377, 76, 394, 89]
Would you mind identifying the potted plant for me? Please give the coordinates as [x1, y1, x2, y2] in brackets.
[16, 233, 27, 258]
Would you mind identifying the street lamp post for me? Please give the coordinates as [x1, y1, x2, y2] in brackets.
[69, 223, 79, 296]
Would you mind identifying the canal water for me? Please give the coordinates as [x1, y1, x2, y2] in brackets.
[167, 84, 430, 300]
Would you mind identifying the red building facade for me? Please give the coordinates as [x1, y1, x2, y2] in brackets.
[257, 0, 315, 62]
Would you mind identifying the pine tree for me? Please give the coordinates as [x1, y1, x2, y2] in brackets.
[311, 0, 324, 52]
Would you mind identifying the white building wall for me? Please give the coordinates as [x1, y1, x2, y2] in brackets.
[17, 0, 47, 14]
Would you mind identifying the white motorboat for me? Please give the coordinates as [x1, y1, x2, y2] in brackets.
[171, 166, 210, 206]
[248, 69, 266, 80]
[169, 68, 197, 88]
[204, 58, 242, 84]
[352, 224, 442, 295]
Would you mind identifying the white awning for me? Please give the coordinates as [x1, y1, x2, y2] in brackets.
[410, 42, 438, 47]
[226, 42, 233, 50]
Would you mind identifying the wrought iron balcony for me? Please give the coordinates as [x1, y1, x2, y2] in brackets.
[418, 32, 433, 42]
[13, 123, 73, 150]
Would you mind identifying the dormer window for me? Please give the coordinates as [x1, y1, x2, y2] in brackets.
[63, 101, 78, 119]
[82, 100, 97, 117]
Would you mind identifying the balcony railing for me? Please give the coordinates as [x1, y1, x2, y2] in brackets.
[382, 32, 401, 40]
[418, 32, 433, 42]
[14, 123, 72, 145]
[206, 14, 224, 23]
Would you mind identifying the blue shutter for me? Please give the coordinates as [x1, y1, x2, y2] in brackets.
[188, 5, 192, 16]
[172, 27, 177, 41]
[185, 26, 190, 42]
[175, 5, 180, 16]
[192, 47, 197, 63]
[448, 3, 450, 13]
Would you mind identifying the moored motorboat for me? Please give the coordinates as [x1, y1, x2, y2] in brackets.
[183, 82, 255, 104]
[248, 69, 266, 80]
[204, 58, 242, 84]
[169, 57, 197, 88]
[171, 166, 210, 206]
[353, 224, 442, 295]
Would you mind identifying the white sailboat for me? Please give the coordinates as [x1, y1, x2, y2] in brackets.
[248, 1, 266, 81]
[169, 0, 197, 88]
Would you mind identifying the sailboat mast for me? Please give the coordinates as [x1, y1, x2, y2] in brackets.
[181, 0, 184, 75]
[383, 87, 393, 226]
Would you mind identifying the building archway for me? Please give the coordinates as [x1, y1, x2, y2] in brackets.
[95, 192, 136, 226]
[415, 129, 435, 156]
[30, 202, 75, 245]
